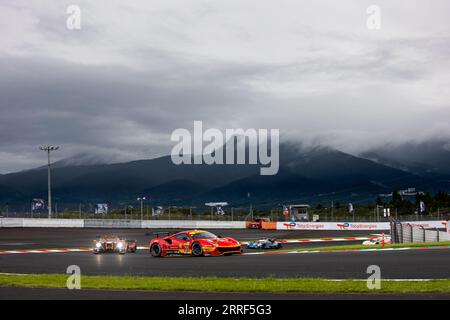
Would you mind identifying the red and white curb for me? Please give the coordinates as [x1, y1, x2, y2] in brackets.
[0, 248, 91, 255]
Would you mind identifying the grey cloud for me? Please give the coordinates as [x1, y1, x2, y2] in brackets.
[0, 1, 450, 173]
[0, 53, 269, 172]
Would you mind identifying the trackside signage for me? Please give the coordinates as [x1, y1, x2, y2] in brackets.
[276, 221, 447, 231]
[0, 218, 446, 231]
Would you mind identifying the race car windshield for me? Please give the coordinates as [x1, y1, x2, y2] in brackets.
[191, 231, 218, 240]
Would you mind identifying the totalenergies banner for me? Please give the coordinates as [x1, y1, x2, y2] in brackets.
[276, 221, 447, 231]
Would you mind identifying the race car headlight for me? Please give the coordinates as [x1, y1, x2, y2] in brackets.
[116, 242, 123, 249]
[95, 242, 102, 248]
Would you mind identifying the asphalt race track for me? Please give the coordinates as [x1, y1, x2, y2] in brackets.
[1, 287, 449, 300]
[1, 245, 449, 279]
[0, 228, 448, 279]
[0, 228, 449, 299]
[0, 228, 377, 250]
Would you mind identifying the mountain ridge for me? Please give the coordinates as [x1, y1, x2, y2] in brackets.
[0, 143, 448, 208]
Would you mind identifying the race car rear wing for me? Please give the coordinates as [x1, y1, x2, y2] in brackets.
[149, 231, 177, 238]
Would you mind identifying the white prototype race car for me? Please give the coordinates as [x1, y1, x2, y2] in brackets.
[362, 235, 391, 246]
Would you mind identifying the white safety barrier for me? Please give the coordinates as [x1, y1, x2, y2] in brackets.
[141, 220, 246, 229]
[84, 219, 142, 228]
[276, 220, 448, 231]
[22, 218, 84, 228]
[0, 218, 84, 228]
[0, 218, 444, 231]
[0, 218, 245, 229]
[0, 218, 24, 228]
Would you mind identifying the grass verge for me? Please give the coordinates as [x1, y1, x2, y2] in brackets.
[0, 274, 448, 293]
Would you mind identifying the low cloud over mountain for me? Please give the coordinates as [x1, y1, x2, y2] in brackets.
[1, 143, 448, 209]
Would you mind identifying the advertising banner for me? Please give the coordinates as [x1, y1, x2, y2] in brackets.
[276, 220, 447, 231]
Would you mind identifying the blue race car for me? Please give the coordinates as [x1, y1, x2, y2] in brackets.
[246, 239, 282, 249]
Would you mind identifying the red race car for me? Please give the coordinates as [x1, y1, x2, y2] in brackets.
[247, 217, 270, 229]
[149, 230, 242, 257]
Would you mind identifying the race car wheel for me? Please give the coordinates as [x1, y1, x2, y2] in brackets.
[191, 242, 203, 257]
[150, 243, 162, 257]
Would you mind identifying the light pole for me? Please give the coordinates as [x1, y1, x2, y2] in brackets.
[248, 192, 253, 221]
[137, 197, 146, 220]
[39, 145, 59, 219]
[376, 205, 383, 222]
[331, 200, 334, 221]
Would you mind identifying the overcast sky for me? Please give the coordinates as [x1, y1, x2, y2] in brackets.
[1, 0, 449, 173]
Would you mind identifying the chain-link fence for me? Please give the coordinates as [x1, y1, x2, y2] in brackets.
[2, 206, 450, 222]
[390, 220, 449, 244]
